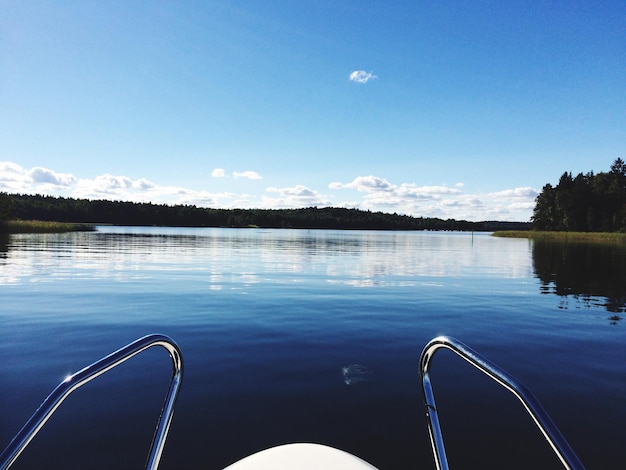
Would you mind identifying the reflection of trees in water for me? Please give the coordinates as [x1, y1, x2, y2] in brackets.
[532, 241, 626, 315]
[0, 234, 8, 259]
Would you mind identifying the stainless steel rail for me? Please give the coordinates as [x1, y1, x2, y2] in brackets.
[419, 336, 585, 470]
[0, 334, 183, 470]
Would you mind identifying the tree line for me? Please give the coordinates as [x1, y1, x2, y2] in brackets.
[0, 192, 529, 231]
[532, 158, 626, 232]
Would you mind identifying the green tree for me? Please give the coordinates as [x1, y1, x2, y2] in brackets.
[0, 192, 14, 224]
[532, 159, 626, 232]
[532, 184, 557, 230]
[610, 157, 626, 177]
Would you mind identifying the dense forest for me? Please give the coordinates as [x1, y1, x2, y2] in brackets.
[532, 158, 626, 232]
[0, 192, 528, 231]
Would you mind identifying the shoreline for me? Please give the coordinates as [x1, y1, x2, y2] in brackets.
[0, 220, 96, 234]
[493, 230, 626, 244]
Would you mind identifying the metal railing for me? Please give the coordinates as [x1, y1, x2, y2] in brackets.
[419, 336, 585, 470]
[1, 333, 586, 469]
[0, 334, 183, 470]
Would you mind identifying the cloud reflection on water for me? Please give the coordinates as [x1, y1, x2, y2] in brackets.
[0, 229, 533, 289]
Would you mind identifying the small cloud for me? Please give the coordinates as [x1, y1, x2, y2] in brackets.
[133, 178, 155, 190]
[397, 183, 461, 197]
[0, 162, 31, 192]
[0, 161, 24, 176]
[491, 187, 538, 198]
[28, 167, 76, 186]
[211, 168, 226, 178]
[330, 175, 394, 192]
[331, 176, 460, 200]
[266, 185, 316, 197]
[264, 185, 329, 208]
[233, 171, 262, 180]
[349, 70, 377, 84]
[91, 173, 133, 191]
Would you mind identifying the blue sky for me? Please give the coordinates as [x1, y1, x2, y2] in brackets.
[1, 1, 625, 221]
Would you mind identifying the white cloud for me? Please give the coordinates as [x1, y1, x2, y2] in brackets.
[210, 168, 263, 180]
[330, 176, 460, 199]
[0, 162, 78, 193]
[27, 167, 76, 186]
[267, 185, 316, 197]
[72, 175, 230, 208]
[0, 162, 29, 192]
[264, 185, 330, 208]
[349, 70, 377, 84]
[329, 175, 393, 191]
[491, 187, 538, 198]
[0, 162, 25, 176]
[397, 183, 461, 198]
[1, 161, 243, 207]
[134, 178, 155, 190]
[233, 170, 262, 180]
[95, 174, 132, 190]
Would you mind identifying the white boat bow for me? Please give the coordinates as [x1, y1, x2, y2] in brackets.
[222, 443, 378, 469]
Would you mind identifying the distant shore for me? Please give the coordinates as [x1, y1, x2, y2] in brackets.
[3, 221, 626, 245]
[3, 193, 533, 232]
[0, 220, 96, 234]
[493, 230, 626, 244]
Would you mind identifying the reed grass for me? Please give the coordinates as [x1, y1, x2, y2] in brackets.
[493, 230, 626, 244]
[0, 220, 95, 233]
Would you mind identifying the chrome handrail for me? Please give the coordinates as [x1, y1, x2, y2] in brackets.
[419, 336, 585, 470]
[0, 334, 183, 470]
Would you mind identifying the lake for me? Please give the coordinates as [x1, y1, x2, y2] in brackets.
[0, 228, 624, 469]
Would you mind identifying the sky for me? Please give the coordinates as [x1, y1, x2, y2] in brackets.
[1, 1, 625, 222]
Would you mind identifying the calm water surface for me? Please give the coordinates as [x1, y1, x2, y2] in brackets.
[0, 228, 624, 469]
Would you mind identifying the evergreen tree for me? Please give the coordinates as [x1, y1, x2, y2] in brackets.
[532, 159, 626, 232]
[0, 192, 13, 224]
